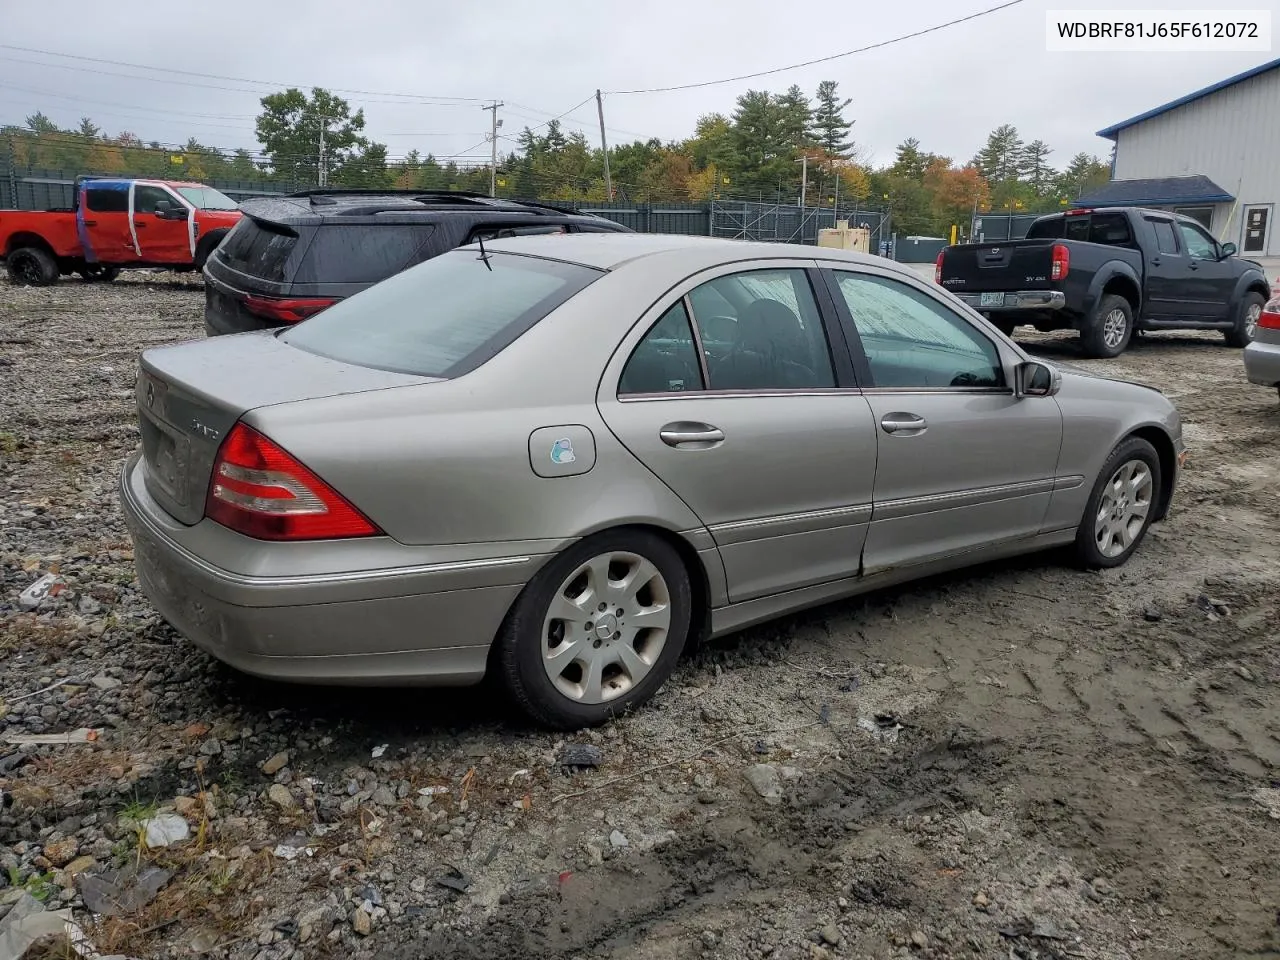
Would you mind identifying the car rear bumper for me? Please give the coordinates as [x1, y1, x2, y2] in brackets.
[957, 290, 1066, 311]
[119, 452, 540, 685]
[1243, 337, 1280, 388]
[203, 270, 274, 337]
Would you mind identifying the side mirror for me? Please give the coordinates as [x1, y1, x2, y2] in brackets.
[154, 199, 172, 217]
[1015, 360, 1060, 398]
[1220, 241, 1237, 259]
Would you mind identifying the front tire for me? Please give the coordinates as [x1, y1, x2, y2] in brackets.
[1074, 436, 1161, 569]
[1082, 294, 1133, 359]
[1225, 292, 1264, 348]
[6, 246, 58, 286]
[496, 529, 693, 729]
[194, 230, 228, 271]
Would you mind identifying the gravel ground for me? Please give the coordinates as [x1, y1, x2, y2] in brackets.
[1, 273, 1278, 960]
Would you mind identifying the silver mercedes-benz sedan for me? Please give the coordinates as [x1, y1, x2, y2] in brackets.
[120, 233, 1186, 729]
[1243, 293, 1280, 398]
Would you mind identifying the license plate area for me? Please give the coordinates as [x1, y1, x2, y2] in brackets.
[980, 292, 1005, 307]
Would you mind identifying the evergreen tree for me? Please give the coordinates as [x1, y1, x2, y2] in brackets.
[810, 80, 854, 158]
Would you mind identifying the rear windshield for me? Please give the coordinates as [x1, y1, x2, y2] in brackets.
[1027, 212, 1133, 246]
[293, 224, 435, 284]
[216, 216, 298, 282]
[281, 250, 602, 378]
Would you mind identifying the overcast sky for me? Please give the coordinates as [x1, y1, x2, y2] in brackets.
[1, 0, 1275, 172]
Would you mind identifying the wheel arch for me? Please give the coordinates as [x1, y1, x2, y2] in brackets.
[1124, 424, 1177, 521]
[4, 232, 57, 259]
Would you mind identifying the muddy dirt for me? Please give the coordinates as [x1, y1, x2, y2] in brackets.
[1, 276, 1278, 960]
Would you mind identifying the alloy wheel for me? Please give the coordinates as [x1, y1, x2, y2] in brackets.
[1094, 458, 1154, 558]
[1102, 308, 1128, 350]
[1245, 302, 1262, 340]
[541, 551, 672, 705]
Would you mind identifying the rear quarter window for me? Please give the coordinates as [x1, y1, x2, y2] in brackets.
[1025, 218, 1064, 240]
[293, 224, 436, 284]
[216, 217, 300, 282]
[281, 249, 601, 378]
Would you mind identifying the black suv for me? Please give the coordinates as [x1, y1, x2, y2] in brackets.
[202, 190, 631, 336]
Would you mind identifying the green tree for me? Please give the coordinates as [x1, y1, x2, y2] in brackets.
[777, 84, 812, 150]
[730, 90, 795, 195]
[810, 80, 854, 158]
[1055, 152, 1111, 202]
[972, 124, 1024, 183]
[255, 87, 385, 185]
[890, 138, 940, 182]
[1019, 139, 1055, 198]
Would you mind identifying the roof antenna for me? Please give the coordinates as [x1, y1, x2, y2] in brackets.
[476, 232, 493, 271]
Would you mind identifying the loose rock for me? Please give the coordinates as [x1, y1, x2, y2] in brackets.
[261, 751, 290, 776]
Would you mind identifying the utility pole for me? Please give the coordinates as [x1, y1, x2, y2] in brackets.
[795, 154, 808, 208]
[317, 116, 327, 188]
[482, 101, 504, 197]
[596, 90, 613, 201]
[832, 164, 840, 227]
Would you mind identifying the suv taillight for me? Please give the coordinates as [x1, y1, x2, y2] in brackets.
[243, 295, 337, 324]
[1051, 243, 1070, 282]
[205, 423, 380, 541]
[935, 250, 945, 284]
[1260, 296, 1280, 331]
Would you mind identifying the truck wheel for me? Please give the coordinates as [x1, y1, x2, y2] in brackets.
[6, 247, 58, 286]
[1082, 294, 1132, 359]
[77, 265, 120, 283]
[1225, 292, 1265, 348]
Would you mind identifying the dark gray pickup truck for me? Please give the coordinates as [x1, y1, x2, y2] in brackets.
[936, 206, 1271, 358]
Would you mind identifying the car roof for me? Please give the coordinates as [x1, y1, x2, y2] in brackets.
[481, 232, 917, 276]
[236, 191, 617, 226]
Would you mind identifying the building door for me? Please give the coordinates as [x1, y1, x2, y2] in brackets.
[1242, 205, 1272, 255]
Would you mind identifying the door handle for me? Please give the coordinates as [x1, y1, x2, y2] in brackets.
[134, 221, 147, 228]
[82, 220, 97, 226]
[880, 413, 927, 435]
[1188, 262, 1199, 270]
[659, 422, 724, 448]
[1150, 257, 1161, 266]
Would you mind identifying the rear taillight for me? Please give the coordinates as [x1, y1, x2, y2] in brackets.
[1051, 243, 1070, 281]
[205, 423, 380, 541]
[935, 250, 945, 284]
[1260, 297, 1280, 331]
[242, 295, 337, 324]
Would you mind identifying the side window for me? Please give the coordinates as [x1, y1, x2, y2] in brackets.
[1151, 220, 1180, 255]
[1178, 222, 1217, 259]
[618, 301, 704, 395]
[834, 272, 1004, 389]
[85, 187, 128, 213]
[134, 185, 178, 215]
[1087, 213, 1133, 246]
[1063, 216, 1091, 241]
[690, 269, 835, 391]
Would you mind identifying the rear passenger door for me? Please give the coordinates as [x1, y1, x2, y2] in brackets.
[1143, 215, 1194, 320]
[79, 182, 135, 260]
[597, 261, 878, 603]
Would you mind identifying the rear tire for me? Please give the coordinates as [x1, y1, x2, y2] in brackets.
[495, 529, 693, 730]
[77, 264, 120, 283]
[1225, 292, 1264, 348]
[1081, 294, 1133, 359]
[1074, 436, 1161, 569]
[6, 246, 58, 286]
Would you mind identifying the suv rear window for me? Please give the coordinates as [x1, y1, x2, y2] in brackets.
[217, 217, 299, 282]
[281, 249, 601, 378]
[293, 224, 435, 284]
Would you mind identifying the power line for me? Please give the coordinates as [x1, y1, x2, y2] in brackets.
[606, 0, 1028, 94]
[0, 44, 492, 103]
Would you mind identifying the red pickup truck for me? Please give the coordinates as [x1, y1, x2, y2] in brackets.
[2, 176, 243, 285]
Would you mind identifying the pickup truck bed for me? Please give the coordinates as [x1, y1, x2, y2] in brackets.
[937, 207, 1270, 358]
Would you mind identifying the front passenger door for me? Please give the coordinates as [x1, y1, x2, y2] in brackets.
[825, 267, 1063, 575]
[131, 184, 192, 264]
[1175, 221, 1234, 321]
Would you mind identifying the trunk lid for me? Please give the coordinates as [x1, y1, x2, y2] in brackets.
[939, 239, 1059, 294]
[135, 331, 431, 524]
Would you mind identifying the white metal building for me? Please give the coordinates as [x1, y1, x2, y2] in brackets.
[1084, 56, 1280, 257]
